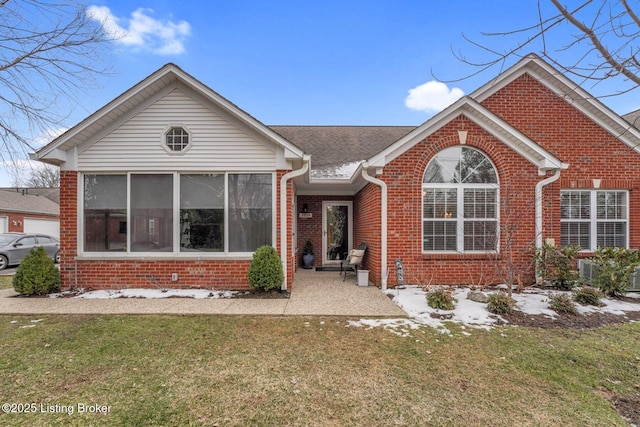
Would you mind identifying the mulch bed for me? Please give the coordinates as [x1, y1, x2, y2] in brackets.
[233, 289, 290, 299]
[612, 394, 640, 426]
[501, 309, 640, 329]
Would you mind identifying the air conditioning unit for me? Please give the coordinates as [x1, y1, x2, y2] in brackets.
[578, 259, 640, 292]
[628, 269, 640, 292]
[578, 259, 597, 285]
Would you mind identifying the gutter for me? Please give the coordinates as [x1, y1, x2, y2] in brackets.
[534, 168, 563, 283]
[279, 155, 310, 291]
[361, 163, 388, 290]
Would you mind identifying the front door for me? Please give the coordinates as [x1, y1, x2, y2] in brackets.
[322, 201, 353, 264]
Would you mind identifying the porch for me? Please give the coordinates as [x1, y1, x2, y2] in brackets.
[289, 268, 403, 316]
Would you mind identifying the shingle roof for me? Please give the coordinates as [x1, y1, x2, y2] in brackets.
[0, 188, 59, 215]
[269, 126, 415, 169]
[17, 188, 60, 204]
[623, 109, 640, 128]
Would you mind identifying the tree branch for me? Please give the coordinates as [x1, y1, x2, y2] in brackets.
[550, 0, 640, 86]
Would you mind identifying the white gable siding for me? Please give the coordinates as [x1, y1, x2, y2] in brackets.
[78, 89, 276, 171]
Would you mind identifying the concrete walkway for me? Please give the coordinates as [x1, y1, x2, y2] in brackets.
[0, 269, 406, 317]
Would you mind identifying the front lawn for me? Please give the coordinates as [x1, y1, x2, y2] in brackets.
[0, 315, 638, 426]
[0, 276, 12, 290]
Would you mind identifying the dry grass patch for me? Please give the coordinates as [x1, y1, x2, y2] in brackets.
[0, 275, 13, 290]
[0, 315, 638, 426]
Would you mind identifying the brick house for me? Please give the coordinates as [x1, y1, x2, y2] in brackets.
[33, 54, 640, 291]
[0, 188, 60, 238]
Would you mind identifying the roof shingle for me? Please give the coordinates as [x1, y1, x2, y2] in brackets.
[269, 126, 415, 170]
[0, 189, 59, 215]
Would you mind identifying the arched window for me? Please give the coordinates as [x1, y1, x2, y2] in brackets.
[422, 146, 499, 252]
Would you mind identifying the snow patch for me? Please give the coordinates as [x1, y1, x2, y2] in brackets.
[348, 286, 640, 336]
[311, 161, 362, 179]
[52, 288, 237, 299]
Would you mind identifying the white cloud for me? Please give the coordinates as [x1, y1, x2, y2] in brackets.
[32, 127, 68, 148]
[87, 6, 191, 55]
[405, 81, 464, 113]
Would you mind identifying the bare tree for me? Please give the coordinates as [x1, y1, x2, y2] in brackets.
[492, 181, 538, 299]
[14, 164, 60, 188]
[445, 1, 640, 99]
[0, 0, 110, 160]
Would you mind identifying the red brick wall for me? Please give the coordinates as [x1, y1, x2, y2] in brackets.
[380, 116, 540, 287]
[482, 73, 640, 250]
[374, 73, 640, 287]
[73, 259, 254, 290]
[59, 170, 294, 291]
[354, 183, 382, 284]
[59, 170, 78, 288]
[279, 170, 296, 289]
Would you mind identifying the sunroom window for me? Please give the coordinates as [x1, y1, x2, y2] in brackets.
[180, 174, 224, 252]
[560, 190, 627, 250]
[131, 174, 173, 252]
[83, 173, 273, 254]
[83, 175, 127, 251]
[229, 174, 273, 252]
[422, 146, 499, 252]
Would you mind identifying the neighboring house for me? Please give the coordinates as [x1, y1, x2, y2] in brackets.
[32, 54, 640, 291]
[0, 188, 60, 238]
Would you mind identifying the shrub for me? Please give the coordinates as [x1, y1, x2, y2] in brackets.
[426, 288, 456, 310]
[548, 293, 578, 315]
[247, 245, 284, 292]
[573, 286, 604, 306]
[487, 292, 516, 314]
[535, 244, 580, 290]
[13, 247, 60, 296]
[591, 247, 640, 297]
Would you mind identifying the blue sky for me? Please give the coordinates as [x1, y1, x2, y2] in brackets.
[2, 0, 639, 186]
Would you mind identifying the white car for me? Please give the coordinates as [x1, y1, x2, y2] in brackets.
[0, 233, 60, 270]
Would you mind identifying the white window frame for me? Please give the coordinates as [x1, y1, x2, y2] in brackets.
[161, 125, 192, 154]
[560, 189, 629, 251]
[79, 172, 276, 258]
[422, 183, 500, 253]
[422, 146, 500, 254]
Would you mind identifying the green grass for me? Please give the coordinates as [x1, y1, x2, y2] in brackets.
[0, 275, 13, 290]
[0, 315, 638, 426]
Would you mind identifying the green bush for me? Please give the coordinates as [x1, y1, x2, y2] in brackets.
[591, 247, 640, 297]
[573, 286, 604, 306]
[426, 288, 456, 310]
[535, 244, 580, 290]
[13, 247, 60, 296]
[487, 292, 516, 314]
[247, 245, 284, 292]
[548, 293, 578, 315]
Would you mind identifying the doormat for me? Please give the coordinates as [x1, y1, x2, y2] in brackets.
[315, 266, 342, 272]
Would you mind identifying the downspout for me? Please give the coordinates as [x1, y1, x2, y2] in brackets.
[279, 155, 310, 291]
[535, 168, 562, 283]
[361, 163, 388, 290]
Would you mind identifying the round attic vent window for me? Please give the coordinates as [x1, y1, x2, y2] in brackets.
[165, 126, 190, 152]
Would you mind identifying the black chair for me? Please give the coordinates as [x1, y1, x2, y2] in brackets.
[339, 243, 367, 281]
